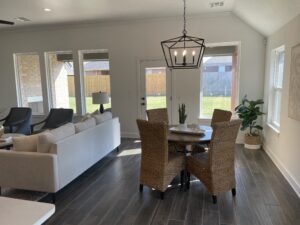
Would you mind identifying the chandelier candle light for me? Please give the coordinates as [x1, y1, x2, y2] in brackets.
[161, 0, 206, 69]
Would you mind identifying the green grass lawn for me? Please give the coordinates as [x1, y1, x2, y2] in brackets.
[69, 97, 111, 113]
[146, 96, 167, 110]
[146, 96, 231, 117]
[69, 96, 230, 117]
[201, 96, 231, 117]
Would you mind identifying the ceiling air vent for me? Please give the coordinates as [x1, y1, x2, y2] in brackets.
[15, 17, 31, 22]
[209, 1, 224, 8]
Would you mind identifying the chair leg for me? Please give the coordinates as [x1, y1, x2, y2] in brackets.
[180, 170, 184, 189]
[186, 172, 191, 190]
[160, 191, 164, 200]
[232, 188, 236, 196]
[139, 184, 143, 192]
[212, 195, 217, 204]
[116, 147, 120, 152]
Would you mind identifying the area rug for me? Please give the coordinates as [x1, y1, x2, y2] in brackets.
[1, 187, 47, 201]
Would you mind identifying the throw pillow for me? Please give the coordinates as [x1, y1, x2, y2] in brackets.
[81, 113, 92, 122]
[49, 123, 75, 142]
[13, 133, 41, 152]
[80, 109, 100, 122]
[74, 118, 96, 133]
[92, 109, 100, 115]
[92, 112, 112, 125]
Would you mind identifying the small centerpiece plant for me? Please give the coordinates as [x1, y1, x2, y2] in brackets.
[235, 95, 265, 149]
[178, 103, 187, 129]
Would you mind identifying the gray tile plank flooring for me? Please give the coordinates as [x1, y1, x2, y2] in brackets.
[45, 139, 300, 225]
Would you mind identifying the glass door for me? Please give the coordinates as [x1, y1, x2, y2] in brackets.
[139, 60, 172, 121]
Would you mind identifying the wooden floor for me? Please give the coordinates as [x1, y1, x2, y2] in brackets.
[45, 138, 300, 225]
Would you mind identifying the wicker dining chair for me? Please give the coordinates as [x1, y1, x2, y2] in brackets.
[187, 119, 241, 204]
[211, 109, 232, 126]
[136, 119, 185, 199]
[146, 107, 181, 152]
[146, 108, 169, 125]
[193, 109, 232, 153]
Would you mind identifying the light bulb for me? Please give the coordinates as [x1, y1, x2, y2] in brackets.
[183, 49, 187, 56]
[192, 51, 196, 56]
[174, 51, 178, 56]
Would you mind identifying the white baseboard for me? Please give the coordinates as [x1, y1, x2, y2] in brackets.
[121, 132, 139, 139]
[263, 144, 300, 198]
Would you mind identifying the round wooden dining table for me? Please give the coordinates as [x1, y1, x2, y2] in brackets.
[167, 124, 213, 190]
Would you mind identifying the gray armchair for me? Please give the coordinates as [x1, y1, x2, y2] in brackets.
[0, 107, 32, 135]
[31, 108, 73, 133]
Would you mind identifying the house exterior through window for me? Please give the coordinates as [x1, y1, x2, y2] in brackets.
[14, 53, 44, 115]
[200, 45, 238, 118]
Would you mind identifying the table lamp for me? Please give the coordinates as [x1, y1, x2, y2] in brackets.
[92, 92, 109, 113]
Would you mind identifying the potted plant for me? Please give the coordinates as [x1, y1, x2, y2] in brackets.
[178, 103, 187, 129]
[235, 95, 265, 150]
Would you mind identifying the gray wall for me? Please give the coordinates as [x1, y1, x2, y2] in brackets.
[0, 13, 266, 136]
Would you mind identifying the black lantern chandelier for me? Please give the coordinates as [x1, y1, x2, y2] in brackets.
[161, 0, 205, 69]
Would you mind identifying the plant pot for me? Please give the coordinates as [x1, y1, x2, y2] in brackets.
[244, 134, 261, 150]
[178, 123, 187, 130]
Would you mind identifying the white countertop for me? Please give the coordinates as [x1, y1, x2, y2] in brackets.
[0, 197, 55, 225]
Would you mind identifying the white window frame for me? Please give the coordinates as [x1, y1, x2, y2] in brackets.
[268, 45, 285, 132]
[13, 52, 44, 116]
[199, 43, 240, 119]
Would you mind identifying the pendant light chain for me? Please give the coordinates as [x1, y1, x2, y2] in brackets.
[183, 0, 187, 35]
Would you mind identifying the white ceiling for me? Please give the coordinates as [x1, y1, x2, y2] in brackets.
[0, 0, 299, 36]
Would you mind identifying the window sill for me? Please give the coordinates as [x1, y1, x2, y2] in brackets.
[198, 117, 212, 125]
[267, 123, 280, 135]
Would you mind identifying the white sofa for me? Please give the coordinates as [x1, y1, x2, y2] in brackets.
[0, 117, 120, 195]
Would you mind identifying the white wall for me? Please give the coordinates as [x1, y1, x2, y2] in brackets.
[264, 14, 300, 196]
[0, 13, 266, 137]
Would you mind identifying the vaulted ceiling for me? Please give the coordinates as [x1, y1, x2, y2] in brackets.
[0, 0, 299, 36]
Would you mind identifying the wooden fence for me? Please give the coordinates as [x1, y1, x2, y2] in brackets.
[68, 75, 111, 97]
[146, 74, 166, 96]
[67, 73, 166, 97]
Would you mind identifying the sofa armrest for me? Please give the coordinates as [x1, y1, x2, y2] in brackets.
[0, 150, 59, 193]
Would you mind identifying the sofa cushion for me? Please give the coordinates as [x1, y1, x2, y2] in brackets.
[81, 109, 100, 122]
[74, 118, 96, 133]
[92, 112, 112, 125]
[37, 123, 75, 153]
[37, 132, 56, 153]
[13, 133, 41, 152]
[49, 123, 75, 142]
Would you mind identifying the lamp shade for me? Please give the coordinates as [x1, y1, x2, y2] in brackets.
[92, 92, 109, 104]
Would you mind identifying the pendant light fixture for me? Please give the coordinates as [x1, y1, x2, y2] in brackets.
[161, 0, 206, 69]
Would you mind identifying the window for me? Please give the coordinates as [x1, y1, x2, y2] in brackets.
[200, 46, 238, 118]
[145, 67, 167, 110]
[269, 46, 285, 131]
[81, 51, 111, 113]
[14, 49, 111, 116]
[46, 52, 77, 113]
[14, 53, 44, 115]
